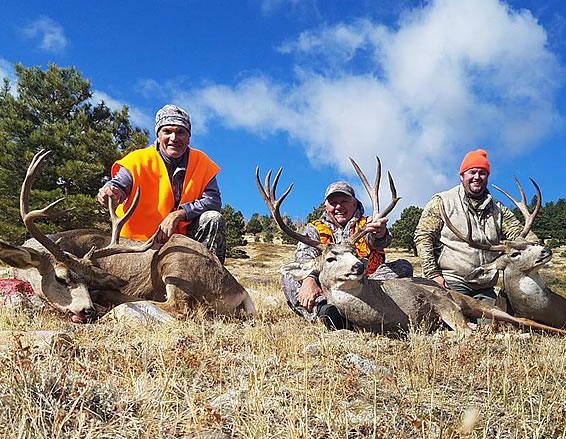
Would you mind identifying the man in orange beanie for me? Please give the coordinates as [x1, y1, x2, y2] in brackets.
[414, 149, 536, 304]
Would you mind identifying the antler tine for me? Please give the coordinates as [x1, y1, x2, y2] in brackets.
[348, 157, 401, 245]
[107, 186, 141, 245]
[349, 157, 380, 218]
[378, 171, 401, 219]
[255, 167, 323, 251]
[374, 157, 381, 212]
[84, 187, 155, 260]
[528, 177, 542, 222]
[439, 201, 505, 252]
[87, 229, 158, 261]
[20, 150, 68, 261]
[270, 168, 285, 207]
[492, 178, 541, 239]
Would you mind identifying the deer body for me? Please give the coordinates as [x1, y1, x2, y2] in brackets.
[324, 278, 430, 333]
[467, 239, 566, 328]
[15, 229, 255, 318]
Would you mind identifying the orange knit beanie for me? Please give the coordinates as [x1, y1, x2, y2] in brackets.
[459, 149, 490, 175]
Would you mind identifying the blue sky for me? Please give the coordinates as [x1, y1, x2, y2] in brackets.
[1, 0, 565, 222]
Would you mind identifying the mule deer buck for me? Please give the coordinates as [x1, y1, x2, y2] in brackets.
[256, 158, 566, 335]
[0, 150, 255, 322]
[441, 178, 566, 329]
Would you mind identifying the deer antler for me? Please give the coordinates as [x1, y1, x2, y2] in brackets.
[86, 187, 157, 261]
[348, 156, 401, 245]
[439, 202, 506, 252]
[20, 150, 71, 262]
[492, 177, 541, 239]
[255, 167, 323, 251]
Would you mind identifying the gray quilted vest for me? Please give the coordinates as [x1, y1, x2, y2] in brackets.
[437, 185, 504, 289]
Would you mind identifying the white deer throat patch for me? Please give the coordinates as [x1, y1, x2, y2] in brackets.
[518, 276, 550, 307]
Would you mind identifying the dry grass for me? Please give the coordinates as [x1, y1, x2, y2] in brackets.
[1, 244, 566, 438]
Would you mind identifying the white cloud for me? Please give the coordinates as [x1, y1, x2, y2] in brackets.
[91, 90, 153, 133]
[175, 0, 563, 208]
[278, 19, 387, 63]
[23, 17, 68, 53]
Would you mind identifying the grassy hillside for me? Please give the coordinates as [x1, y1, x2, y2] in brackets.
[1, 243, 566, 438]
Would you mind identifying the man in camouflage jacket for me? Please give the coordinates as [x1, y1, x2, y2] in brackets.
[414, 149, 537, 303]
[281, 181, 413, 329]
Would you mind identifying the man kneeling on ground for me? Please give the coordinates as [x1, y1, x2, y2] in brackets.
[281, 181, 413, 330]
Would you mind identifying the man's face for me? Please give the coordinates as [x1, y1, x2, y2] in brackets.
[325, 193, 358, 227]
[460, 168, 489, 198]
[157, 125, 190, 158]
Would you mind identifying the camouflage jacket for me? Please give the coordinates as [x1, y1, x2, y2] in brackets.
[294, 206, 392, 279]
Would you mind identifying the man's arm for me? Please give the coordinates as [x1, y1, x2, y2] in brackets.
[178, 177, 221, 221]
[414, 196, 445, 283]
[96, 166, 132, 207]
[294, 224, 324, 311]
[365, 217, 392, 250]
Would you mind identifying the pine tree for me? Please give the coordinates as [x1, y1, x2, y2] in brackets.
[280, 214, 298, 244]
[390, 206, 423, 255]
[306, 201, 325, 223]
[0, 63, 148, 243]
[245, 213, 263, 235]
[221, 204, 248, 258]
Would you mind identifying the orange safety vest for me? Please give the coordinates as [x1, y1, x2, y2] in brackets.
[112, 146, 220, 241]
[310, 218, 385, 275]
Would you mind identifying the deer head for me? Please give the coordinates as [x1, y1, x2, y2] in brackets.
[256, 156, 400, 290]
[0, 150, 156, 323]
[440, 177, 551, 282]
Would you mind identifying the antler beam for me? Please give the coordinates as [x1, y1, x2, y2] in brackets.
[255, 167, 323, 251]
[20, 150, 70, 262]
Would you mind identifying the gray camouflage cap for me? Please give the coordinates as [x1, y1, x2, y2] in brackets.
[324, 181, 357, 200]
[155, 104, 191, 136]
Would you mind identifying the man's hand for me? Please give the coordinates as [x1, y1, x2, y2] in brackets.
[432, 275, 448, 289]
[156, 210, 187, 244]
[97, 185, 127, 208]
[365, 217, 389, 239]
[298, 276, 323, 312]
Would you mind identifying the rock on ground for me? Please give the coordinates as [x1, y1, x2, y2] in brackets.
[0, 278, 44, 309]
[101, 301, 176, 325]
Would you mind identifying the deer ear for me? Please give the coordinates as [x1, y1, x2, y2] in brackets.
[465, 260, 503, 284]
[281, 260, 318, 281]
[0, 241, 43, 269]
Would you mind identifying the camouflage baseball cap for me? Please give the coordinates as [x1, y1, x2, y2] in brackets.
[155, 104, 191, 136]
[324, 181, 357, 200]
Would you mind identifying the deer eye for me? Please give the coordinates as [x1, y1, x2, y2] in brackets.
[510, 251, 521, 258]
[326, 256, 337, 263]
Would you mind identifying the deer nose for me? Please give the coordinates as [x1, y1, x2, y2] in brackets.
[542, 247, 552, 258]
[353, 261, 366, 275]
[83, 307, 98, 322]
[68, 307, 97, 324]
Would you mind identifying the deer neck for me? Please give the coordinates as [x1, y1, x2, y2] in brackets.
[321, 275, 369, 303]
[503, 268, 550, 307]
